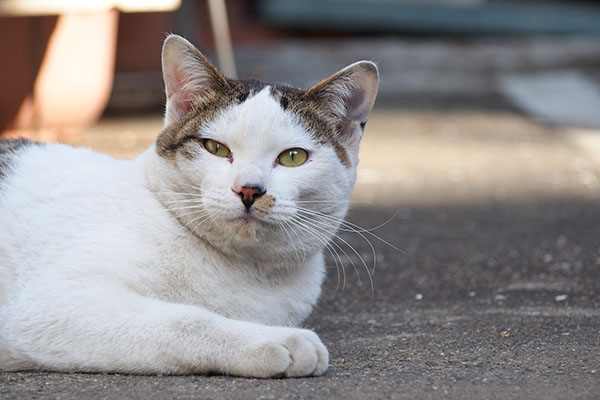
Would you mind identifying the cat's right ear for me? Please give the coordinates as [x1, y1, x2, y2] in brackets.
[162, 35, 229, 125]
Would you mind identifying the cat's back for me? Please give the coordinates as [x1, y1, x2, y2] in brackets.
[0, 139, 36, 178]
[0, 140, 145, 301]
[0, 138, 145, 240]
[0, 139, 125, 196]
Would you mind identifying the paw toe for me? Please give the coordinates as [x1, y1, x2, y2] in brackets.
[311, 339, 329, 376]
[282, 335, 319, 378]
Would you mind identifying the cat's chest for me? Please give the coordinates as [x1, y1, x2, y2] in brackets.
[141, 245, 324, 327]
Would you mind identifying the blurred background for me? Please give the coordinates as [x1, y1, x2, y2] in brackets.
[1, 0, 600, 207]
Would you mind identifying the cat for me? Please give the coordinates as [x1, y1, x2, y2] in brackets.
[0, 35, 378, 378]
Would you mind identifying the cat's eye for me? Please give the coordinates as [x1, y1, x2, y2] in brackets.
[203, 139, 230, 158]
[277, 148, 308, 167]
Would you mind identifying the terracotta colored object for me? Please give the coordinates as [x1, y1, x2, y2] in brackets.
[0, 10, 118, 142]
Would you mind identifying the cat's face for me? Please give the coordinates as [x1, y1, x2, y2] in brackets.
[152, 35, 378, 261]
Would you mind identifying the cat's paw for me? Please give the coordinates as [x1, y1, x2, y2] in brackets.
[247, 328, 328, 378]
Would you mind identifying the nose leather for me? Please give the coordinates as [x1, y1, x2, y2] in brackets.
[235, 185, 266, 210]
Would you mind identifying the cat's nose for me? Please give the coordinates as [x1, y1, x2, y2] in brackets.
[234, 185, 266, 210]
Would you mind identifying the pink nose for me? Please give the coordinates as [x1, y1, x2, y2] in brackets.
[234, 185, 266, 210]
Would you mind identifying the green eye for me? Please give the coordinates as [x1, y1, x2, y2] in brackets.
[278, 148, 308, 167]
[203, 139, 230, 158]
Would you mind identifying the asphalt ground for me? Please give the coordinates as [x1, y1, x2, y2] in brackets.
[2, 110, 600, 399]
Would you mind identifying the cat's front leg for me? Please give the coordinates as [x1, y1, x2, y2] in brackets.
[1, 281, 328, 377]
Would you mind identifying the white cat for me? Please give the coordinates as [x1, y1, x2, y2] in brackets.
[0, 35, 378, 378]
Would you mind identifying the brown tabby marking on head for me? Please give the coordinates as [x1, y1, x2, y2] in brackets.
[157, 74, 353, 166]
[156, 78, 269, 160]
[270, 81, 352, 167]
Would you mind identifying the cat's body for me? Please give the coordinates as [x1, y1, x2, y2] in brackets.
[0, 35, 378, 377]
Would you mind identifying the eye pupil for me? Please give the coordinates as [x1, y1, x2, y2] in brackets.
[203, 139, 230, 158]
[278, 148, 307, 167]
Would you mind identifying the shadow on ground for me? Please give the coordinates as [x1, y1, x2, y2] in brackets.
[2, 198, 598, 399]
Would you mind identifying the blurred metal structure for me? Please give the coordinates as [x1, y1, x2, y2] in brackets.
[207, 0, 237, 78]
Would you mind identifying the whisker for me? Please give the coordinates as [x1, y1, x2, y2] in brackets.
[282, 220, 307, 262]
[292, 220, 347, 291]
[294, 200, 374, 205]
[297, 214, 374, 294]
[296, 206, 405, 254]
[177, 211, 209, 226]
[177, 182, 206, 193]
[187, 214, 213, 248]
[297, 208, 378, 276]
[163, 204, 204, 212]
[160, 198, 204, 205]
[175, 209, 210, 221]
[294, 215, 372, 293]
[155, 191, 201, 197]
[277, 221, 302, 268]
[350, 210, 400, 233]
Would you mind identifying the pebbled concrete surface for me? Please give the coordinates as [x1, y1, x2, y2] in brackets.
[2, 110, 600, 399]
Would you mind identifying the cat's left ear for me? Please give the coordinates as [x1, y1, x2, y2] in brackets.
[307, 61, 379, 152]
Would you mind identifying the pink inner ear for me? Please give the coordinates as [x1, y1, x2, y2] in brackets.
[165, 69, 199, 122]
[346, 87, 369, 123]
[162, 36, 230, 124]
[334, 81, 374, 146]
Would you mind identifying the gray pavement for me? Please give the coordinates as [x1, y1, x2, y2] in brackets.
[2, 109, 600, 398]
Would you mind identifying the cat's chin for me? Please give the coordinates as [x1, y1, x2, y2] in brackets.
[227, 215, 265, 240]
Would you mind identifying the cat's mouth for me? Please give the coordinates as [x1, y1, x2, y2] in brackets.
[223, 194, 276, 239]
[229, 194, 276, 225]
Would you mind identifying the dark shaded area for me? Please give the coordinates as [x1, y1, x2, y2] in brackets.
[2, 198, 598, 399]
[0, 16, 57, 131]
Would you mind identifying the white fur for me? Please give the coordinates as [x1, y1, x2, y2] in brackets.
[0, 36, 378, 377]
[0, 92, 359, 378]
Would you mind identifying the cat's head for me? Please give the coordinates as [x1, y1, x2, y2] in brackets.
[153, 35, 378, 260]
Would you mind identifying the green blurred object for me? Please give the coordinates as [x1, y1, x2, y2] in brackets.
[255, 0, 600, 35]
